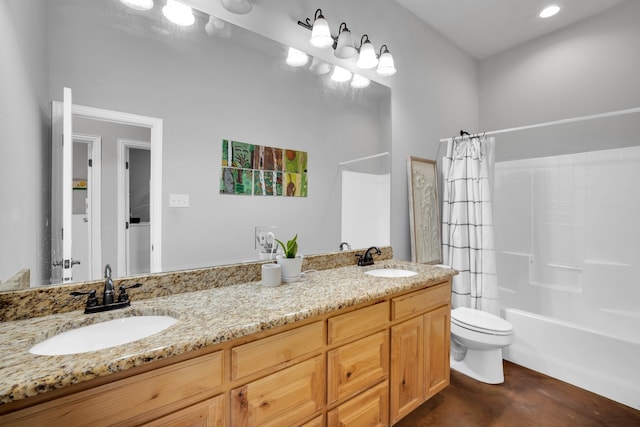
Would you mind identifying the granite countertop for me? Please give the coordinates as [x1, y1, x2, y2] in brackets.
[0, 259, 455, 405]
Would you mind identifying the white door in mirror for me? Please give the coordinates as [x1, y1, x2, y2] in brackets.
[30, 315, 178, 356]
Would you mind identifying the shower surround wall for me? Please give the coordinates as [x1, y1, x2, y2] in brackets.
[494, 146, 640, 409]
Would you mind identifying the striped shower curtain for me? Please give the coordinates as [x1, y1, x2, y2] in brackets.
[442, 136, 499, 315]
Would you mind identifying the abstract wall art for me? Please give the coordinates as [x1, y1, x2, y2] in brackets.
[220, 139, 308, 197]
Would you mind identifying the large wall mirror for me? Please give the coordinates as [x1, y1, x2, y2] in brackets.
[0, 0, 391, 289]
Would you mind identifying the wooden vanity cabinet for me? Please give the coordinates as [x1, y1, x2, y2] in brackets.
[1, 279, 452, 427]
[389, 282, 451, 424]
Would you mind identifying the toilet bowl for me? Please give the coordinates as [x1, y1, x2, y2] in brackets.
[450, 307, 514, 384]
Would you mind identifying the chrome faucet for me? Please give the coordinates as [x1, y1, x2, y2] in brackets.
[356, 246, 381, 266]
[103, 264, 115, 305]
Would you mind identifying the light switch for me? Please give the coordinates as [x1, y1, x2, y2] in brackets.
[169, 193, 189, 208]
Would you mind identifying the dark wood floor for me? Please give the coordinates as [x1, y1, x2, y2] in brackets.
[396, 361, 640, 427]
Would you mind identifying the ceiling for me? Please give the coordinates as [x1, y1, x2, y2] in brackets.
[394, 0, 628, 60]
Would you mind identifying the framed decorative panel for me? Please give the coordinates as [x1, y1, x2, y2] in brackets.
[407, 156, 442, 264]
[220, 140, 307, 197]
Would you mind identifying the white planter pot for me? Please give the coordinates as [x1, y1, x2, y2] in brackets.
[276, 254, 304, 283]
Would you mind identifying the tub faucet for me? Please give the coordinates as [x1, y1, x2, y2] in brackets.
[103, 264, 115, 305]
[356, 246, 381, 266]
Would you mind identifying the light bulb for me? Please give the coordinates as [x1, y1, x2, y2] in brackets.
[310, 15, 333, 49]
[539, 5, 560, 18]
[376, 50, 397, 76]
[334, 25, 355, 59]
[331, 66, 352, 82]
[356, 39, 378, 69]
[221, 0, 252, 15]
[162, 0, 195, 26]
[120, 0, 154, 11]
[309, 57, 331, 75]
[205, 16, 230, 37]
[286, 47, 309, 67]
[351, 74, 370, 88]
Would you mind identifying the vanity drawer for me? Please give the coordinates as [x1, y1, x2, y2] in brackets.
[141, 394, 225, 427]
[232, 321, 324, 380]
[327, 381, 389, 427]
[0, 351, 223, 426]
[328, 302, 389, 345]
[391, 282, 451, 320]
[327, 330, 389, 404]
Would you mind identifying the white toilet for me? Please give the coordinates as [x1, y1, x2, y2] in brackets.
[450, 307, 514, 384]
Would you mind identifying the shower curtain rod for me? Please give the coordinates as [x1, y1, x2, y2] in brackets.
[338, 151, 389, 166]
[439, 106, 640, 142]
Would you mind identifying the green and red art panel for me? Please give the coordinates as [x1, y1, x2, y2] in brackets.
[220, 140, 307, 197]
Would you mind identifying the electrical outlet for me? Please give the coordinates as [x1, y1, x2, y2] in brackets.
[169, 194, 189, 208]
[255, 226, 277, 250]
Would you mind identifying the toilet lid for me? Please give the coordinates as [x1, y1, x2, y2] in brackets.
[451, 307, 513, 335]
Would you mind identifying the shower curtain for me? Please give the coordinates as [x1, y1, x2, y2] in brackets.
[442, 136, 499, 315]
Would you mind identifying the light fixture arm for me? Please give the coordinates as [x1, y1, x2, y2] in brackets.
[356, 34, 371, 52]
[378, 44, 390, 57]
[298, 8, 325, 31]
[297, 8, 338, 48]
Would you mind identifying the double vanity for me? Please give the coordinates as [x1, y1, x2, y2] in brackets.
[0, 249, 456, 426]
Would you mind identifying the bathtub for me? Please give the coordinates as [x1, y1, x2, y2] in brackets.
[502, 308, 640, 411]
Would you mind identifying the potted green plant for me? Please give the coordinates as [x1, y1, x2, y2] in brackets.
[275, 234, 303, 282]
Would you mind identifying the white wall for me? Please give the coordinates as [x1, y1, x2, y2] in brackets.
[479, 1, 640, 161]
[0, 0, 49, 285]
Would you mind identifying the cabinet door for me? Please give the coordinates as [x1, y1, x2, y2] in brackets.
[141, 395, 224, 427]
[327, 331, 389, 404]
[424, 305, 451, 398]
[327, 381, 388, 427]
[390, 316, 424, 424]
[231, 356, 324, 427]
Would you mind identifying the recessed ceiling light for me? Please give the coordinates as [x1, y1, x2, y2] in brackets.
[539, 5, 561, 18]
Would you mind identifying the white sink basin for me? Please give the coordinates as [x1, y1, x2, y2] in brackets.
[365, 268, 418, 278]
[30, 315, 178, 356]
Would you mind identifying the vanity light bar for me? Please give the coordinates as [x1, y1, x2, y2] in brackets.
[297, 8, 397, 77]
